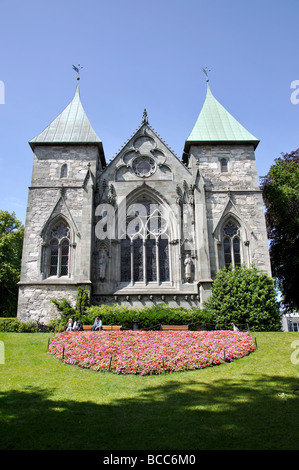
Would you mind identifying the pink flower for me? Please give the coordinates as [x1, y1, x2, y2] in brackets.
[48, 330, 256, 375]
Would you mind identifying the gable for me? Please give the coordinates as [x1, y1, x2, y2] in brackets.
[102, 123, 191, 183]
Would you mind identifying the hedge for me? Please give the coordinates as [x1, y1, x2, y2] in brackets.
[0, 318, 38, 332]
[82, 304, 210, 330]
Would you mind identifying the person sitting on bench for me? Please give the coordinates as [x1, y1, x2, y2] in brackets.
[91, 316, 102, 331]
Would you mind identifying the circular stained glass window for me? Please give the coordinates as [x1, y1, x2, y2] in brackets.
[133, 156, 156, 177]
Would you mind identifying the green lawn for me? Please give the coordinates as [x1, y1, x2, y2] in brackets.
[0, 332, 298, 450]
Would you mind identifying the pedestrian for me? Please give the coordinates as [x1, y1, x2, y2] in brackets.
[92, 316, 102, 331]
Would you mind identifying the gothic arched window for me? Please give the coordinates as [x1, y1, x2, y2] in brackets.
[223, 221, 241, 268]
[120, 202, 169, 284]
[45, 220, 71, 278]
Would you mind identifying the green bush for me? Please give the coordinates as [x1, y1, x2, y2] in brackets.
[75, 286, 90, 317]
[50, 298, 75, 321]
[84, 304, 210, 330]
[0, 318, 38, 332]
[0, 318, 20, 332]
[203, 265, 281, 331]
[50, 286, 90, 330]
[47, 318, 66, 333]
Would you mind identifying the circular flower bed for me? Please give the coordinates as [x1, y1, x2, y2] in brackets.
[48, 330, 256, 375]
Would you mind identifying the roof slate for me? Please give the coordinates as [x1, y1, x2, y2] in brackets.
[30, 84, 102, 146]
[185, 85, 259, 149]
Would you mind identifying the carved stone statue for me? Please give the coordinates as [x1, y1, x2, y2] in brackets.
[99, 248, 108, 281]
[184, 253, 192, 282]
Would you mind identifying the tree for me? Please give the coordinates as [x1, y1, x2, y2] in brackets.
[204, 265, 281, 331]
[260, 150, 299, 311]
[75, 286, 90, 317]
[50, 286, 90, 324]
[0, 211, 24, 316]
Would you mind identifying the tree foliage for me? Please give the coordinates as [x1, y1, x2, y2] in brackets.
[75, 286, 90, 317]
[260, 150, 299, 310]
[0, 211, 24, 316]
[50, 286, 90, 328]
[203, 265, 281, 331]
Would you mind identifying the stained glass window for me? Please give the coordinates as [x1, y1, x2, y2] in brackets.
[133, 238, 143, 282]
[121, 238, 131, 282]
[223, 237, 231, 267]
[60, 240, 69, 276]
[50, 240, 59, 276]
[146, 238, 156, 282]
[223, 221, 241, 268]
[120, 202, 170, 284]
[48, 220, 70, 277]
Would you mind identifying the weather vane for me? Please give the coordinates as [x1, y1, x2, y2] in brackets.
[72, 64, 83, 80]
[202, 66, 211, 82]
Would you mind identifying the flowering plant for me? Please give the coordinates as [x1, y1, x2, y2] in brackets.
[48, 330, 256, 375]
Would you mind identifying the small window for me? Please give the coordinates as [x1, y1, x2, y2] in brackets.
[60, 164, 68, 178]
[220, 158, 228, 173]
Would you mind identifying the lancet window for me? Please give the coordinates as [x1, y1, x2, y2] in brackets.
[43, 219, 71, 278]
[120, 202, 170, 284]
[223, 221, 241, 268]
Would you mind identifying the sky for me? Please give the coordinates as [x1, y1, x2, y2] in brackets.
[0, 0, 298, 224]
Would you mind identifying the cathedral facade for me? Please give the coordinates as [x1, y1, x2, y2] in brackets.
[17, 83, 271, 323]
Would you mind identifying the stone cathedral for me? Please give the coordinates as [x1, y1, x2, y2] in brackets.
[17, 82, 271, 323]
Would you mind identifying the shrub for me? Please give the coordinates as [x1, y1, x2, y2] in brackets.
[18, 321, 38, 333]
[203, 265, 281, 331]
[84, 304, 210, 330]
[0, 318, 38, 332]
[0, 318, 21, 332]
[75, 286, 90, 317]
[50, 298, 75, 321]
[50, 287, 90, 329]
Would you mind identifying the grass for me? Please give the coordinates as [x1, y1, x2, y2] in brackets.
[0, 331, 298, 450]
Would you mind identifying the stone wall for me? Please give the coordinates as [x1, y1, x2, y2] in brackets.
[17, 284, 79, 323]
[189, 143, 271, 277]
[17, 144, 99, 321]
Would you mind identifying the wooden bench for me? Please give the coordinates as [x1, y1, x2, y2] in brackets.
[83, 325, 92, 331]
[83, 325, 122, 331]
[160, 325, 189, 331]
[103, 325, 122, 331]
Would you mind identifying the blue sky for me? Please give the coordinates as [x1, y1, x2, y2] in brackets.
[0, 0, 298, 224]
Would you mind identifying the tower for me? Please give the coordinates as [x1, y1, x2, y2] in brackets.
[17, 84, 106, 322]
[183, 83, 271, 281]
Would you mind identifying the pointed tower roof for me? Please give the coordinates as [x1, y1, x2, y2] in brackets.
[184, 84, 259, 153]
[30, 83, 105, 159]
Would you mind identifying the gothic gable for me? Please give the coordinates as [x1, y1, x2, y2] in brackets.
[102, 121, 191, 183]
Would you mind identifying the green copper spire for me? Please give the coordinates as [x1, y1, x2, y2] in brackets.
[30, 83, 102, 147]
[185, 84, 259, 151]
